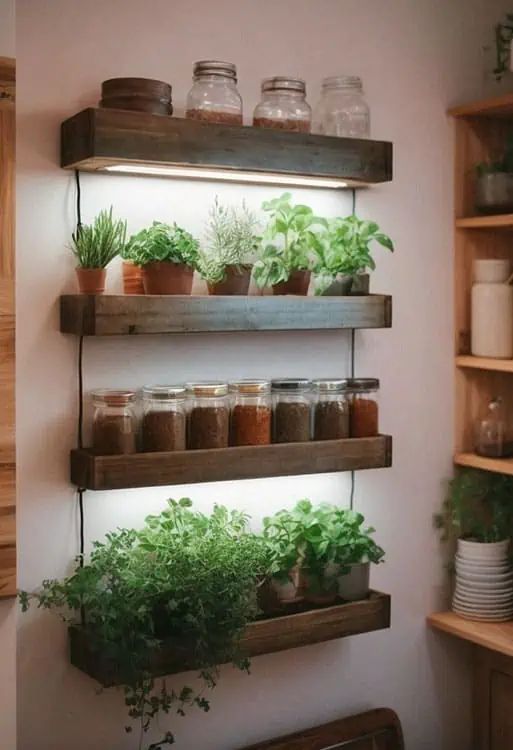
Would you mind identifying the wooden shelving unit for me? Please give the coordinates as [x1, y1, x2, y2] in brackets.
[456, 355, 513, 373]
[428, 612, 513, 658]
[70, 591, 391, 686]
[454, 452, 513, 476]
[456, 214, 513, 229]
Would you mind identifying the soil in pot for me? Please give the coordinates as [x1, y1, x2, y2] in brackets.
[122, 261, 145, 295]
[272, 270, 311, 296]
[76, 267, 106, 295]
[207, 264, 252, 295]
[142, 261, 194, 295]
[337, 562, 370, 601]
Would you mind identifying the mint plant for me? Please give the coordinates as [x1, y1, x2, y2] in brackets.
[122, 222, 199, 268]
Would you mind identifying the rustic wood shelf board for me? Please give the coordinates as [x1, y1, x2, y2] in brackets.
[428, 612, 513, 658]
[448, 93, 513, 118]
[71, 435, 392, 490]
[454, 452, 513, 476]
[455, 214, 513, 229]
[70, 591, 391, 686]
[60, 293, 393, 336]
[61, 108, 393, 186]
[456, 356, 513, 373]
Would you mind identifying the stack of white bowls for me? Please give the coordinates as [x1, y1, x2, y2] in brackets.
[452, 538, 513, 622]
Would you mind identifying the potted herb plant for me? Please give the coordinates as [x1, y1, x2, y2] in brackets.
[475, 137, 513, 214]
[253, 193, 325, 295]
[197, 198, 259, 295]
[312, 215, 394, 296]
[20, 499, 269, 747]
[71, 207, 127, 294]
[335, 510, 384, 601]
[122, 222, 200, 294]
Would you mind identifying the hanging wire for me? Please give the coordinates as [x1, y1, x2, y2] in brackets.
[75, 172, 86, 578]
[74, 169, 83, 237]
[349, 188, 356, 510]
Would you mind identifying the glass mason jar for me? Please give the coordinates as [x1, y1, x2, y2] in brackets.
[141, 385, 187, 453]
[271, 379, 311, 443]
[311, 379, 351, 440]
[186, 60, 242, 126]
[187, 382, 230, 449]
[253, 77, 311, 133]
[91, 389, 137, 455]
[230, 380, 272, 446]
[312, 76, 370, 138]
[347, 378, 380, 438]
[474, 397, 513, 458]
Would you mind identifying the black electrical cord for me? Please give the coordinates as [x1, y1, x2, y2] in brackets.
[74, 169, 82, 236]
[75, 171, 86, 578]
[349, 188, 356, 510]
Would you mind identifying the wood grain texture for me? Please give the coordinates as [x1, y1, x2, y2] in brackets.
[69, 591, 391, 686]
[449, 93, 513, 118]
[473, 646, 513, 750]
[71, 436, 393, 490]
[60, 294, 392, 336]
[240, 708, 403, 750]
[60, 108, 393, 185]
[456, 356, 513, 373]
[454, 452, 513, 476]
[456, 214, 513, 229]
[427, 612, 513, 658]
[0, 57, 15, 105]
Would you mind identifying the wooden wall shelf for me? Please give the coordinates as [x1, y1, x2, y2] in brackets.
[456, 356, 513, 373]
[455, 214, 513, 229]
[428, 611, 513, 658]
[61, 108, 393, 188]
[60, 294, 393, 336]
[71, 436, 393, 490]
[70, 591, 391, 686]
[454, 452, 513, 477]
[448, 93, 513, 119]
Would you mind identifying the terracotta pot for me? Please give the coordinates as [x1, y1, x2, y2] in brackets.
[76, 267, 106, 295]
[122, 261, 145, 295]
[272, 270, 311, 296]
[142, 262, 194, 295]
[207, 264, 252, 295]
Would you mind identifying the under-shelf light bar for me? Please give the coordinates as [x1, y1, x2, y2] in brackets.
[104, 164, 349, 189]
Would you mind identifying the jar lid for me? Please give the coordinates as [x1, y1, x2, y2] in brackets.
[271, 378, 311, 392]
[91, 389, 137, 406]
[322, 75, 363, 91]
[229, 379, 271, 395]
[142, 385, 187, 400]
[187, 381, 229, 397]
[311, 378, 351, 393]
[193, 60, 237, 81]
[346, 378, 379, 392]
[262, 77, 306, 94]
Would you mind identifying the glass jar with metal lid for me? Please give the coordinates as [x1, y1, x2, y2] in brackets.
[141, 385, 187, 453]
[91, 389, 137, 455]
[271, 379, 311, 443]
[230, 380, 272, 446]
[347, 378, 380, 437]
[187, 382, 230, 449]
[186, 60, 243, 126]
[312, 76, 370, 138]
[312, 379, 351, 440]
[253, 77, 311, 133]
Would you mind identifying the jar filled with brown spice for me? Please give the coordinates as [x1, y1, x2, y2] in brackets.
[186, 60, 243, 126]
[253, 77, 311, 133]
[230, 380, 272, 446]
[91, 389, 137, 455]
[141, 385, 187, 453]
[312, 379, 351, 440]
[271, 379, 311, 443]
[348, 378, 380, 437]
[188, 382, 230, 450]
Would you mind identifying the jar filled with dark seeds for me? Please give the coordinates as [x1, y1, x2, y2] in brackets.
[91, 389, 137, 455]
[271, 379, 311, 443]
[312, 378, 350, 440]
[141, 385, 187, 452]
[188, 382, 230, 449]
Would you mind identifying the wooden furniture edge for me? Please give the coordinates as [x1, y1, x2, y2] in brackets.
[427, 611, 513, 658]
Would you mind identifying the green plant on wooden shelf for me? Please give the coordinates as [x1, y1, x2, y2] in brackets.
[19, 498, 269, 750]
[493, 14, 513, 81]
[71, 207, 127, 268]
[122, 222, 200, 268]
[475, 135, 513, 177]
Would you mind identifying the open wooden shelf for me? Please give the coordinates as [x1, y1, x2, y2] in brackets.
[61, 108, 393, 188]
[428, 611, 513, 657]
[448, 93, 513, 119]
[456, 355, 513, 373]
[454, 452, 513, 476]
[70, 590, 391, 686]
[60, 293, 392, 336]
[71, 435, 392, 490]
[455, 214, 513, 229]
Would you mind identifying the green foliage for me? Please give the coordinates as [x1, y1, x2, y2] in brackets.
[122, 222, 200, 268]
[313, 215, 394, 294]
[434, 469, 513, 543]
[71, 208, 127, 269]
[197, 198, 260, 284]
[493, 15, 513, 81]
[20, 498, 269, 749]
[253, 193, 325, 287]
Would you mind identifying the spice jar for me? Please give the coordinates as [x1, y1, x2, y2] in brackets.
[141, 385, 187, 453]
[474, 397, 513, 458]
[186, 60, 242, 125]
[230, 380, 272, 446]
[253, 77, 311, 133]
[312, 76, 370, 138]
[272, 379, 311, 443]
[91, 390, 137, 455]
[348, 379, 380, 438]
[312, 379, 351, 440]
[188, 382, 230, 449]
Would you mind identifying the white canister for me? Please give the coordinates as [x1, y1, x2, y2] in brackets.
[471, 259, 513, 359]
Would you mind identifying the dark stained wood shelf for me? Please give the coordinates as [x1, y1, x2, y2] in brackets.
[70, 590, 391, 686]
[71, 436, 393, 490]
[61, 108, 393, 187]
[60, 294, 392, 336]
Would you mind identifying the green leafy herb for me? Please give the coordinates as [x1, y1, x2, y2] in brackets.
[122, 222, 200, 268]
[476, 133, 513, 176]
[493, 15, 513, 81]
[71, 208, 127, 269]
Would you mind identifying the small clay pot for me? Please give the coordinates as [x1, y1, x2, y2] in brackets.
[207, 264, 252, 295]
[142, 262, 194, 295]
[272, 270, 311, 296]
[122, 261, 145, 295]
[76, 267, 106, 295]
[100, 77, 173, 116]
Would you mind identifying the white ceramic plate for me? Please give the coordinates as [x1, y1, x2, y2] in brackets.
[456, 569, 513, 582]
[452, 604, 513, 618]
[455, 555, 510, 571]
[452, 598, 513, 613]
[452, 609, 513, 622]
[454, 592, 513, 606]
[456, 577, 513, 591]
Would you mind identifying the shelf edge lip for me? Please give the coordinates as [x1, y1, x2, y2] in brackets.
[427, 611, 513, 658]
[456, 355, 513, 373]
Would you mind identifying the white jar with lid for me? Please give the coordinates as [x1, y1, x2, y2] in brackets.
[471, 259, 513, 358]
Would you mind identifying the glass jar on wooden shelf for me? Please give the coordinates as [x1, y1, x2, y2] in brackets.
[91, 389, 137, 455]
[187, 382, 230, 449]
[312, 378, 351, 440]
[230, 380, 272, 446]
[186, 60, 242, 126]
[271, 379, 311, 443]
[312, 75, 370, 137]
[474, 397, 513, 458]
[348, 378, 380, 438]
[141, 385, 187, 453]
[253, 77, 311, 133]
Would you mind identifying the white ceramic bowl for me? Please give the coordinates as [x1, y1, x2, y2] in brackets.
[455, 556, 511, 572]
